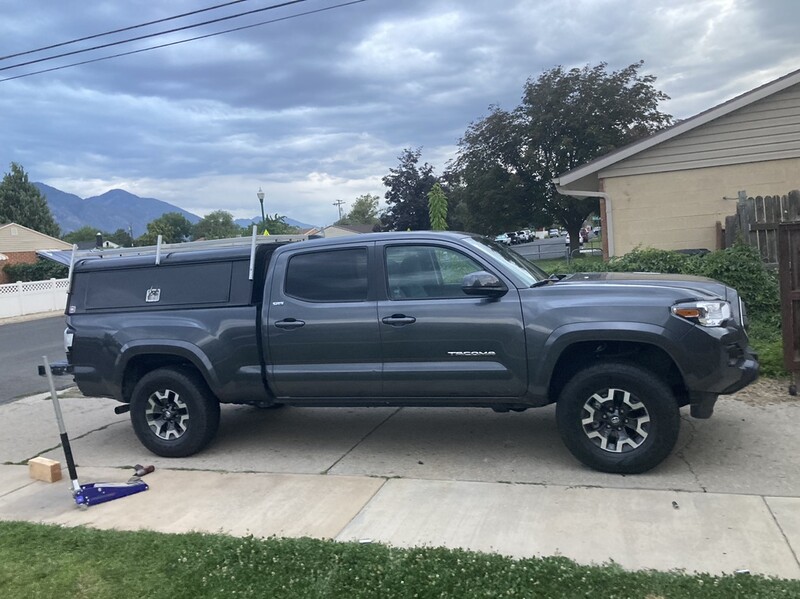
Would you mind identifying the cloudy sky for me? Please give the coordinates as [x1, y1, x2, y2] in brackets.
[1, 0, 799, 226]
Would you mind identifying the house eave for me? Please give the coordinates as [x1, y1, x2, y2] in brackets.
[556, 67, 800, 186]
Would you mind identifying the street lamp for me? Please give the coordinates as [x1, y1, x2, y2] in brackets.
[256, 187, 266, 233]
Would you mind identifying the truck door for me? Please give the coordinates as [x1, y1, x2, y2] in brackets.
[264, 244, 381, 398]
[378, 242, 527, 398]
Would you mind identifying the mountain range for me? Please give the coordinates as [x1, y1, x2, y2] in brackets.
[33, 182, 317, 237]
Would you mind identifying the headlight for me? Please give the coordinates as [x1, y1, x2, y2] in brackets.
[671, 301, 731, 327]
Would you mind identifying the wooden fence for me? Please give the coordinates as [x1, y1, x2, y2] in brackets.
[724, 190, 800, 266]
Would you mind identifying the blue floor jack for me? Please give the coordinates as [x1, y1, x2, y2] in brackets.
[42, 356, 150, 507]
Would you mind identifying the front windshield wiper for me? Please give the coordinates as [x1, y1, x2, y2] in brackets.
[530, 274, 561, 288]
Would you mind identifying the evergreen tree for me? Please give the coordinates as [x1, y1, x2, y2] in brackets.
[0, 163, 60, 237]
[427, 183, 448, 231]
[381, 148, 437, 231]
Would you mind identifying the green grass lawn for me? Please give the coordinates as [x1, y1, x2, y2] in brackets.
[0, 521, 797, 598]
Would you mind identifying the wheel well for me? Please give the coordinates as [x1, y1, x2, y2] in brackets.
[121, 354, 200, 403]
[547, 341, 687, 406]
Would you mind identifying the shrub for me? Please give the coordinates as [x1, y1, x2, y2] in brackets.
[3, 258, 68, 283]
[608, 247, 691, 274]
[748, 316, 785, 378]
[685, 243, 780, 315]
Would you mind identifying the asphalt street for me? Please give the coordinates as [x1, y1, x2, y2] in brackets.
[0, 314, 69, 404]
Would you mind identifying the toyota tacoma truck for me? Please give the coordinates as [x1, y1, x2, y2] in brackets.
[45, 231, 758, 473]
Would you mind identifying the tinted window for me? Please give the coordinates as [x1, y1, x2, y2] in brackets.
[285, 248, 368, 302]
[385, 245, 483, 300]
[82, 262, 233, 310]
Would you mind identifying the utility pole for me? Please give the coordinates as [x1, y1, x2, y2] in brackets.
[333, 199, 346, 221]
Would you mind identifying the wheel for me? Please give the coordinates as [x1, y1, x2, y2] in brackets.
[556, 362, 680, 474]
[130, 367, 220, 457]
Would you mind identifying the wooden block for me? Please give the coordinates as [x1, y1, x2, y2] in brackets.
[28, 457, 62, 483]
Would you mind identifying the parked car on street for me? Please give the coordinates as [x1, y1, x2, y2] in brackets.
[548, 228, 560, 238]
[565, 234, 584, 246]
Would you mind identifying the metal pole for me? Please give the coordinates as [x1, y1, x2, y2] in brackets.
[42, 356, 81, 495]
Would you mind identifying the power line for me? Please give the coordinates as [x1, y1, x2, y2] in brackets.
[0, 0, 252, 61]
[0, 0, 367, 83]
[0, 0, 310, 73]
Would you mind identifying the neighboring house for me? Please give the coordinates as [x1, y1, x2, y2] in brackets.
[300, 227, 324, 237]
[554, 68, 800, 257]
[0, 223, 72, 283]
[321, 224, 378, 238]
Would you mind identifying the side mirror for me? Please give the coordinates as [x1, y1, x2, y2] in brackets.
[462, 271, 508, 297]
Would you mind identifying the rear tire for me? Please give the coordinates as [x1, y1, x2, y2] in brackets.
[130, 367, 220, 457]
[556, 362, 680, 474]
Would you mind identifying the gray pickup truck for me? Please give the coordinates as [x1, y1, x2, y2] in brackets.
[47, 231, 758, 473]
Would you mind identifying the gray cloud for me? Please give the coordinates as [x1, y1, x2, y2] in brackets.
[1, 0, 798, 225]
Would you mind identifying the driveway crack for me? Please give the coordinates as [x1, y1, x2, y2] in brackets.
[323, 407, 402, 475]
[15, 420, 127, 465]
[763, 496, 800, 570]
[675, 415, 706, 492]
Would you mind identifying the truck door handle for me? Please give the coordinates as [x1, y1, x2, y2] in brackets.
[275, 318, 305, 330]
[381, 314, 416, 326]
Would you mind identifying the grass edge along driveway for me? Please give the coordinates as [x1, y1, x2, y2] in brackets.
[0, 521, 798, 598]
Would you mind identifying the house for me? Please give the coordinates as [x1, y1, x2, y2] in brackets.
[74, 239, 120, 250]
[554, 68, 800, 257]
[0, 222, 72, 284]
[321, 224, 379, 238]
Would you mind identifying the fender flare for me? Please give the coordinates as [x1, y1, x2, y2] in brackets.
[531, 322, 688, 395]
[114, 340, 220, 398]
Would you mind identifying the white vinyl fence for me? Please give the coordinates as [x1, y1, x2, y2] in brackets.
[0, 278, 69, 318]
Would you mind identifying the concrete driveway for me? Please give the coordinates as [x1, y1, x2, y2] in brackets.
[1, 387, 799, 578]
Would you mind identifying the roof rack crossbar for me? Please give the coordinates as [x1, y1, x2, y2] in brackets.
[68, 233, 308, 263]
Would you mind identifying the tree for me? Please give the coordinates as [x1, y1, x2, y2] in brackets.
[107, 228, 134, 247]
[427, 183, 448, 231]
[192, 210, 242, 240]
[450, 62, 673, 251]
[337, 193, 381, 226]
[0, 163, 60, 237]
[381, 148, 438, 231]
[261, 213, 300, 235]
[137, 212, 193, 245]
[63, 225, 104, 244]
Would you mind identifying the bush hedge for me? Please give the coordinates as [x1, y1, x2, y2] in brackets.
[2, 258, 68, 283]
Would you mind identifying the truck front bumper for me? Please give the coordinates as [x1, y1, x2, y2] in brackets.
[688, 343, 759, 419]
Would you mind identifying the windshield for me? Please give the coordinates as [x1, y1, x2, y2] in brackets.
[464, 236, 547, 285]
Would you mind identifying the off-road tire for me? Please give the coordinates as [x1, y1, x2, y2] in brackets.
[556, 362, 680, 474]
[130, 367, 220, 457]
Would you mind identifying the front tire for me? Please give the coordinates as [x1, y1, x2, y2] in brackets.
[556, 362, 680, 474]
[130, 367, 220, 457]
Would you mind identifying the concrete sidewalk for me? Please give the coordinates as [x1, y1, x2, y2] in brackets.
[1, 388, 799, 579]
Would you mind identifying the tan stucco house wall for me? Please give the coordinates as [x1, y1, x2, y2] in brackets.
[605, 157, 800, 255]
